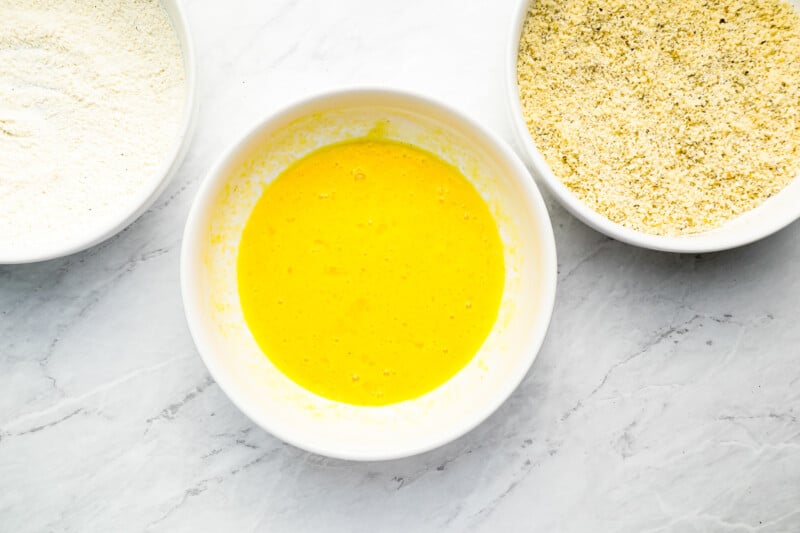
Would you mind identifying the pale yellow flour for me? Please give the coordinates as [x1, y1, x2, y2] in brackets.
[0, 0, 185, 253]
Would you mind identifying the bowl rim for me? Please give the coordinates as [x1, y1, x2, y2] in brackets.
[180, 87, 558, 461]
[506, 0, 800, 254]
[0, 0, 199, 264]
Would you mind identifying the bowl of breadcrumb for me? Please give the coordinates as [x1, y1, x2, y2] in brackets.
[507, 0, 800, 253]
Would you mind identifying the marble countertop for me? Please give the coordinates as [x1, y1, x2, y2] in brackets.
[2, 1, 799, 531]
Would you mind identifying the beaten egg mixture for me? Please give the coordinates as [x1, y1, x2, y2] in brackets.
[237, 139, 504, 406]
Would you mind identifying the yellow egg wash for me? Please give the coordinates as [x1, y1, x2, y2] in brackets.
[237, 139, 505, 406]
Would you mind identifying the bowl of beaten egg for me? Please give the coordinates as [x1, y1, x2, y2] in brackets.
[181, 89, 557, 460]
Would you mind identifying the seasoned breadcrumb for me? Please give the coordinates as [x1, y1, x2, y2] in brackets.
[517, 0, 800, 236]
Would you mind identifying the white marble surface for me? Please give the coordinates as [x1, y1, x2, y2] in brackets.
[2, 0, 800, 531]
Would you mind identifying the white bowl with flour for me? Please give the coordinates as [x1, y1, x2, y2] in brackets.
[0, 0, 196, 264]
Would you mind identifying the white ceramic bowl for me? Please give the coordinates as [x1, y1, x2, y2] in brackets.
[506, 0, 800, 253]
[0, 0, 198, 264]
[181, 89, 557, 461]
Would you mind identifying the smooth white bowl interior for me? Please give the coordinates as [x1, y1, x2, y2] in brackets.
[181, 89, 557, 461]
[0, 0, 197, 264]
[506, 0, 800, 253]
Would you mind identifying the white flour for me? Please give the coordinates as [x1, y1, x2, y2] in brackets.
[0, 0, 186, 256]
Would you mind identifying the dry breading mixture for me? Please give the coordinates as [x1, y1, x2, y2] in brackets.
[517, 0, 800, 236]
[0, 0, 185, 253]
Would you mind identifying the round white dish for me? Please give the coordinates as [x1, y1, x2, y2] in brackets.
[0, 0, 198, 264]
[506, 0, 800, 253]
[181, 88, 558, 461]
